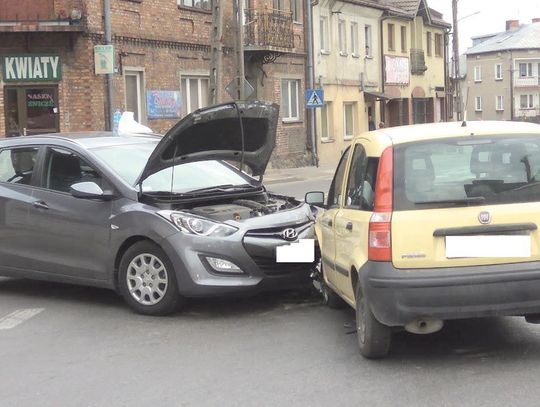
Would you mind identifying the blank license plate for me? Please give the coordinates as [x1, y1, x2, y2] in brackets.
[276, 239, 315, 263]
[445, 235, 531, 258]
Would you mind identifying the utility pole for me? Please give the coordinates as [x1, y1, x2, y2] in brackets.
[452, 0, 462, 121]
[209, 0, 223, 104]
[233, 0, 245, 100]
[104, 0, 114, 130]
[306, 0, 318, 166]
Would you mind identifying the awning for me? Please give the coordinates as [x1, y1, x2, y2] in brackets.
[363, 91, 395, 101]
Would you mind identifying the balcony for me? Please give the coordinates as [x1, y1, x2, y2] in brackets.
[244, 9, 294, 53]
[515, 107, 540, 118]
[0, 0, 85, 33]
[514, 76, 540, 88]
[410, 49, 427, 75]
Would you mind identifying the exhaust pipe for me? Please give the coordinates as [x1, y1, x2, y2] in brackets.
[405, 317, 444, 335]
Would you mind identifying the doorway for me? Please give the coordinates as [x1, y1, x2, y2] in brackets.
[4, 86, 60, 137]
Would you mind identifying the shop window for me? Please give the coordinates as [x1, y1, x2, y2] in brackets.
[124, 70, 146, 123]
[0, 147, 38, 185]
[181, 76, 209, 116]
[281, 79, 300, 121]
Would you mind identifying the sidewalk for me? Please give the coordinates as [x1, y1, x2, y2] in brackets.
[263, 164, 336, 185]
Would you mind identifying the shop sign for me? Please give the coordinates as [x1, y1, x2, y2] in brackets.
[94, 45, 115, 75]
[2, 55, 62, 82]
[385, 55, 410, 85]
[146, 91, 182, 119]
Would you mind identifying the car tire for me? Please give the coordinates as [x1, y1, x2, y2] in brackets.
[118, 240, 184, 316]
[320, 263, 347, 309]
[355, 284, 391, 359]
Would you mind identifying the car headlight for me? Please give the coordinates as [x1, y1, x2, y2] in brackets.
[157, 210, 238, 237]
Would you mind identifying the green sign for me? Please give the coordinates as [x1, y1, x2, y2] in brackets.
[2, 54, 61, 82]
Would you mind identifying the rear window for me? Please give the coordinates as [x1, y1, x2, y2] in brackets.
[394, 135, 540, 210]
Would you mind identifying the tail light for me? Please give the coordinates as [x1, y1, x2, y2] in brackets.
[368, 147, 393, 262]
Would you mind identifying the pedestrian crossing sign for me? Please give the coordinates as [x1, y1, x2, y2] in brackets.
[306, 89, 324, 108]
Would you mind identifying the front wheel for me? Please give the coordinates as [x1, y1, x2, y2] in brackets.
[355, 285, 391, 359]
[118, 241, 184, 316]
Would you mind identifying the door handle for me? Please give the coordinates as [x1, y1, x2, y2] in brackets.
[346, 222, 353, 231]
[33, 200, 49, 210]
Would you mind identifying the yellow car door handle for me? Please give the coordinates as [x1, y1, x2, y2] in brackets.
[346, 222, 353, 231]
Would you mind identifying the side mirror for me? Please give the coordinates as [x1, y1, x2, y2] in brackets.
[305, 191, 326, 208]
[70, 182, 114, 201]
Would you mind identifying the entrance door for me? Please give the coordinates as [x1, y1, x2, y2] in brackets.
[3, 86, 60, 137]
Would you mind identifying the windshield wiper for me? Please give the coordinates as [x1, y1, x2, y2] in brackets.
[186, 183, 258, 194]
[414, 197, 486, 205]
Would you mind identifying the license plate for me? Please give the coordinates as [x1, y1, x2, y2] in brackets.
[445, 235, 531, 258]
[276, 239, 315, 263]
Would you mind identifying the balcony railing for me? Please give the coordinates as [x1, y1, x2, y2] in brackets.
[514, 76, 540, 88]
[410, 49, 427, 75]
[244, 9, 294, 51]
[515, 107, 540, 118]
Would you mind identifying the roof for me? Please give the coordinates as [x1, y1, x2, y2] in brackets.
[466, 22, 540, 55]
[358, 121, 540, 146]
[382, 0, 450, 28]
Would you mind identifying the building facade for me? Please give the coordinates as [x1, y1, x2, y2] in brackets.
[0, 0, 310, 167]
[464, 20, 540, 123]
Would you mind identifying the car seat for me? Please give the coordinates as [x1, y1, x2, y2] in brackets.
[48, 154, 82, 192]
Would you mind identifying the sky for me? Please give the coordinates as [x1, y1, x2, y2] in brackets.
[427, 0, 540, 52]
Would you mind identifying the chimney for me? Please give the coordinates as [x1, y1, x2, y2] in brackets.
[506, 19, 520, 30]
[533, 18, 540, 24]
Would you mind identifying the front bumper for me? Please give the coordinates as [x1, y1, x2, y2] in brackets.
[159, 222, 317, 297]
[360, 261, 540, 327]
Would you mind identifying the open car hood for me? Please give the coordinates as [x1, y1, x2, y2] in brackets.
[136, 101, 279, 184]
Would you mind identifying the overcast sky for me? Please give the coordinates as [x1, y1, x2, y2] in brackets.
[427, 0, 540, 52]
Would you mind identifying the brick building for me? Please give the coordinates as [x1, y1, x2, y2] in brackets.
[0, 0, 310, 167]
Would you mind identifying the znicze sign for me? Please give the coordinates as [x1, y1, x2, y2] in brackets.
[1, 55, 62, 82]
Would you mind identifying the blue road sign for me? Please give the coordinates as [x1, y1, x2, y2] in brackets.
[306, 89, 324, 108]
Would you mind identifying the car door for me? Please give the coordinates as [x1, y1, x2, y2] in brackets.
[319, 147, 350, 289]
[26, 146, 113, 281]
[0, 145, 41, 273]
[334, 141, 376, 302]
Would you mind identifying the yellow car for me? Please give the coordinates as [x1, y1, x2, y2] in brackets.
[307, 121, 540, 359]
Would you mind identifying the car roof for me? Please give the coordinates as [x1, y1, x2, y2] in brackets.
[0, 131, 162, 149]
[358, 121, 540, 147]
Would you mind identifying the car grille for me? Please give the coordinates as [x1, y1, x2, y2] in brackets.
[244, 220, 313, 239]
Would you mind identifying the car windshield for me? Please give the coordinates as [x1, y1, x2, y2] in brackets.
[92, 142, 253, 193]
[394, 135, 540, 210]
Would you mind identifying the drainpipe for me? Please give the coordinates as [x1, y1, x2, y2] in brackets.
[104, 0, 114, 130]
[306, 0, 318, 166]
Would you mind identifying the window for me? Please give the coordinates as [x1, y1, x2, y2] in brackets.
[273, 0, 283, 10]
[281, 79, 300, 121]
[351, 22, 359, 56]
[519, 62, 533, 77]
[520, 94, 534, 109]
[290, 0, 301, 22]
[43, 148, 103, 193]
[320, 102, 332, 141]
[474, 66, 482, 82]
[496, 95, 504, 111]
[181, 76, 209, 116]
[495, 64, 503, 80]
[338, 19, 347, 55]
[320, 16, 329, 53]
[400, 26, 407, 53]
[327, 147, 350, 208]
[345, 144, 369, 209]
[0, 147, 38, 185]
[179, 0, 211, 10]
[434, 33, 443, 57]
[475, 96, 482, 111]
[344, 102, 356, 139]
[426, 31, 432, 56]
[124, 70, 145, 123]
[365, 25, 372, 57]
[388, 23, 395, 51]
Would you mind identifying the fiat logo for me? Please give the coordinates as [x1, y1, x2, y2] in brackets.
[478, 211, 491, 225]
[281, 228, 298, 241]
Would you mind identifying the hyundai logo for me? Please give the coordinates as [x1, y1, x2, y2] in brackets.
[478, 211, 491, 225]
[281, 228, 298, 241]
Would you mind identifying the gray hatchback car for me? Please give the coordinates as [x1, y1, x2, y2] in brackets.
[0, 101, 317, 315]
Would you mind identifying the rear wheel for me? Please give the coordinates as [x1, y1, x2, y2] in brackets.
[355, 284, 391, 359]
[118, 241, 184, 315]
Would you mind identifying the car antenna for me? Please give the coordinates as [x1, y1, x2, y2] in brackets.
[234, 101, 245, 174]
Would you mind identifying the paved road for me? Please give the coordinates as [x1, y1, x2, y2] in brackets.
[2, 177, 540, 406]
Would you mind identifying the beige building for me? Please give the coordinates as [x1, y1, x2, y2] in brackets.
[464, 20, 540, 123]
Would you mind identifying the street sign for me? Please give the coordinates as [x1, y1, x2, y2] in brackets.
[225, 78, 255, 100]
[306, 89, 324, 108]
[94, 45, 115, 75]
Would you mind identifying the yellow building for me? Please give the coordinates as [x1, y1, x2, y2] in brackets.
[381, 0, 450, 126]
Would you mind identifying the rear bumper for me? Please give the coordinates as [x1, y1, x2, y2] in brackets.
[360, 261, 540, 326]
